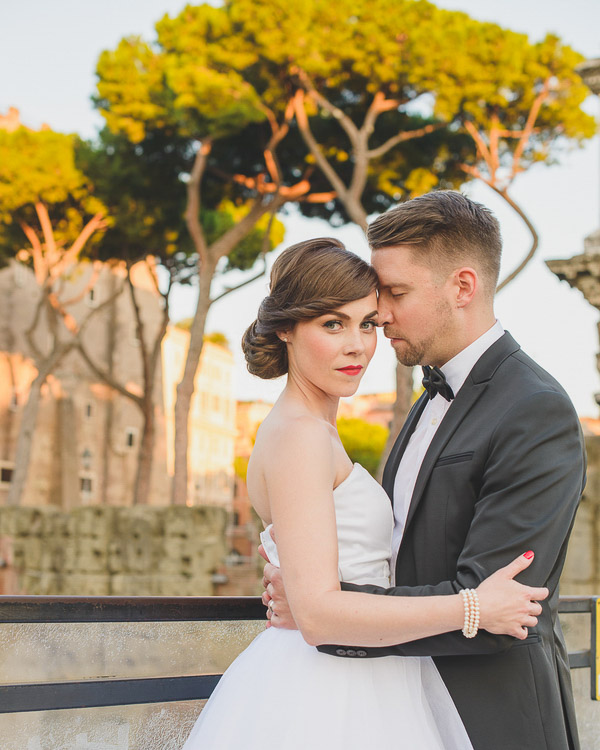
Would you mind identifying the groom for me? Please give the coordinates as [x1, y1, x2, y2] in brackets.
[262, 191, 586, 750]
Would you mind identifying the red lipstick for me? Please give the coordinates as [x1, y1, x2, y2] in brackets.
[336, 366, 363, 376]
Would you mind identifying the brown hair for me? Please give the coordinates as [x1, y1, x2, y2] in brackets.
[242, 238, 378, 379]
[367, 191, 502, 294]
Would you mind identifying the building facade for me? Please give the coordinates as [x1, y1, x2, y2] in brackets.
[0, 259, 235, 509]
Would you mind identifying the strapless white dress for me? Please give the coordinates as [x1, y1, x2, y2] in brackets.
[182, 464, 473, 749]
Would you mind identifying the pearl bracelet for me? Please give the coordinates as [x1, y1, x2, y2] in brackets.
[459, 588, 480, 638]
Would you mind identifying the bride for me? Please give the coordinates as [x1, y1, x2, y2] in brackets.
[182, 238, 547, 750]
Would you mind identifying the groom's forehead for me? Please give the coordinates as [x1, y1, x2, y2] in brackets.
[371, 247, 433, 283]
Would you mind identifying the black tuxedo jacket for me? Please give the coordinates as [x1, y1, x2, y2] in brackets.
[319, 332, 586, 750]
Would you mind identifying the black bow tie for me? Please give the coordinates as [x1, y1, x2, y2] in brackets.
[422, 366, 455, 401]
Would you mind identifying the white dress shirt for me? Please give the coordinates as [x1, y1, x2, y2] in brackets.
[390, 320, 504, 583]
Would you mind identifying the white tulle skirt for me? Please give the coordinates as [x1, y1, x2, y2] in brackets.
[181, 627, 473, 749]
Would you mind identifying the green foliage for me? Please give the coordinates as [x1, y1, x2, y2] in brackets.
[337, 417, 389, 478]
[93, 0, 595, 238]
[78, 128, 193, 272]
[0, 127, 108, 261]
[204, 331, 230, 349]
[201, 201, 285, 271]
[233, 455, 249, 481]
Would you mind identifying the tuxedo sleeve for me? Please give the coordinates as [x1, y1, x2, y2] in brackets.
[318, 390, 585, 658]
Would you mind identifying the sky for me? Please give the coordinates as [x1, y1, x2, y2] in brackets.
[1, 0, 600, 414]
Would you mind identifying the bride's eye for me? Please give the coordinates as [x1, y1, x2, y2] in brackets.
[323, 320, 342, 330]
[360, 320, 377, 331]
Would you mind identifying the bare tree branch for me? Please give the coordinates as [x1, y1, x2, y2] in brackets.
[76, 281, 144, 406]
[185, 138, 213, 263]
[493, 186, 539, 292]
[295, 67, 360, 147]
[34, 202, 57, 266]
[60, 260, 103, 306]
[52, 212, 107, 280]
[210, 209, 277, 304]
[293, 90, 349, 202]
[18, 221, 46, 285]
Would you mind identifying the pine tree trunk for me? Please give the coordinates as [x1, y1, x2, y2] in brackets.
[171, 259, 216, 505]
[133, 397, 155, 505]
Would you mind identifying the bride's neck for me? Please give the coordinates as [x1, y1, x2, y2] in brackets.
[280, 376, 339, 426]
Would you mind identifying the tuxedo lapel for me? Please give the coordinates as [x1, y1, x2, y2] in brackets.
[399, 331, 521, 537]
[382, 393, 428, 503]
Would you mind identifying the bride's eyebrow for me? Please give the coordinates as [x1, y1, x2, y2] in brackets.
[363, 310, 378, 320]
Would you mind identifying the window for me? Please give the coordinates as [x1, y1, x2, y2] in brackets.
[85, 288, 97, 307]
[80, 477, 93, 493]
[85, 403, 93, 418]
[125, 428, 137, 449]
[0, 466, 14, 485]
[9, 391, 18, 412]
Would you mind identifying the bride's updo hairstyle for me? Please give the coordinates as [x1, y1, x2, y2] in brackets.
[242, 238, 378, 379]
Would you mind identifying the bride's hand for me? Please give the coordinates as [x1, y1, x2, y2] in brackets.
[475, 552, 549, 639]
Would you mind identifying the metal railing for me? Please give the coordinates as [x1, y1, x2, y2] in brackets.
[0, 595, 597, 713]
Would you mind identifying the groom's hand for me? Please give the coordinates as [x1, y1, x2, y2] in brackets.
[260, 558, 297, 630]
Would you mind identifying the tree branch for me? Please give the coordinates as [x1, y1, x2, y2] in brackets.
[260, 98, 295, 186]
[18, 220, 46, 285]
[293, 90, 349, 201]
[509, 81, 550, 181]
[24, 289, 47, 361]
[34, 202, 57, 267]
[492, 186, 539, 292]
[211, 209, 277, 304]
[366, 122, 446, 161]
[463, 120, 494, 178]
[76, 281, 144, 406]
[295, 68, 360, 147]
[126, 262, 150, 390]
[51, 212, 107, 280]
[59, 260, 103, 306]
[185, 138, 213, 262]
[210, 195, 275, 262]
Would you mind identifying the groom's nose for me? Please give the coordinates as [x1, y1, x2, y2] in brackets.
[376, 296, 394, 327]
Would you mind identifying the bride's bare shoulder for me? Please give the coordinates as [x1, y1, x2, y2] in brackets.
[252, 410, 334, 474]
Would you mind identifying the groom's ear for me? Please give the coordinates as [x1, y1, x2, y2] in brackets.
[453, 267, 478, 308]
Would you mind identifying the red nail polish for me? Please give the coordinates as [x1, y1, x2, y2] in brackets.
[523, 550, 534, 560]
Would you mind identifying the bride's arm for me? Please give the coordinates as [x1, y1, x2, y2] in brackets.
[265, 417, 542, 648]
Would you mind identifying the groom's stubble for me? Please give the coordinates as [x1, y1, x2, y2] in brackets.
[387, 296, 455, 368]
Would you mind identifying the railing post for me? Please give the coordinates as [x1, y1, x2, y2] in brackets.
[593, 597, 599, 701]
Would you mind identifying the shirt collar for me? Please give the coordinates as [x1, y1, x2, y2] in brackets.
[440, 320, 504, 397]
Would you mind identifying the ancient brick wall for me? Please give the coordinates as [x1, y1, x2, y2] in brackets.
[561, 435, 600, 595]
[0, 505, 228, 596]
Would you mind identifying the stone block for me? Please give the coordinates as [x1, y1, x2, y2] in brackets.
[152, 574, 212, 596]
[115, 506, 165, 539]
[23, 538, 43, 569]
[163, 507, 203, 539]
[73, 506, 115, 540]
[122, 538, 154, 573]
[107, 539, 126, 574]
[62, 573, 110, 595]
[75, 539, 108, 573]
[61, 540, 79, 573]
[110, 573, 154, 596]
[15, 507, 47, 537]
[0, 507, 18, 536]
[563, 503, 595, 584]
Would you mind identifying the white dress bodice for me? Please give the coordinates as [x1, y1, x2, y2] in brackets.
[260, 463, 393, 588]
[184, 465, 474, 750]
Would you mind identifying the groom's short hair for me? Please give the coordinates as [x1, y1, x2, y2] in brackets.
[367, 191, 502, 295]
